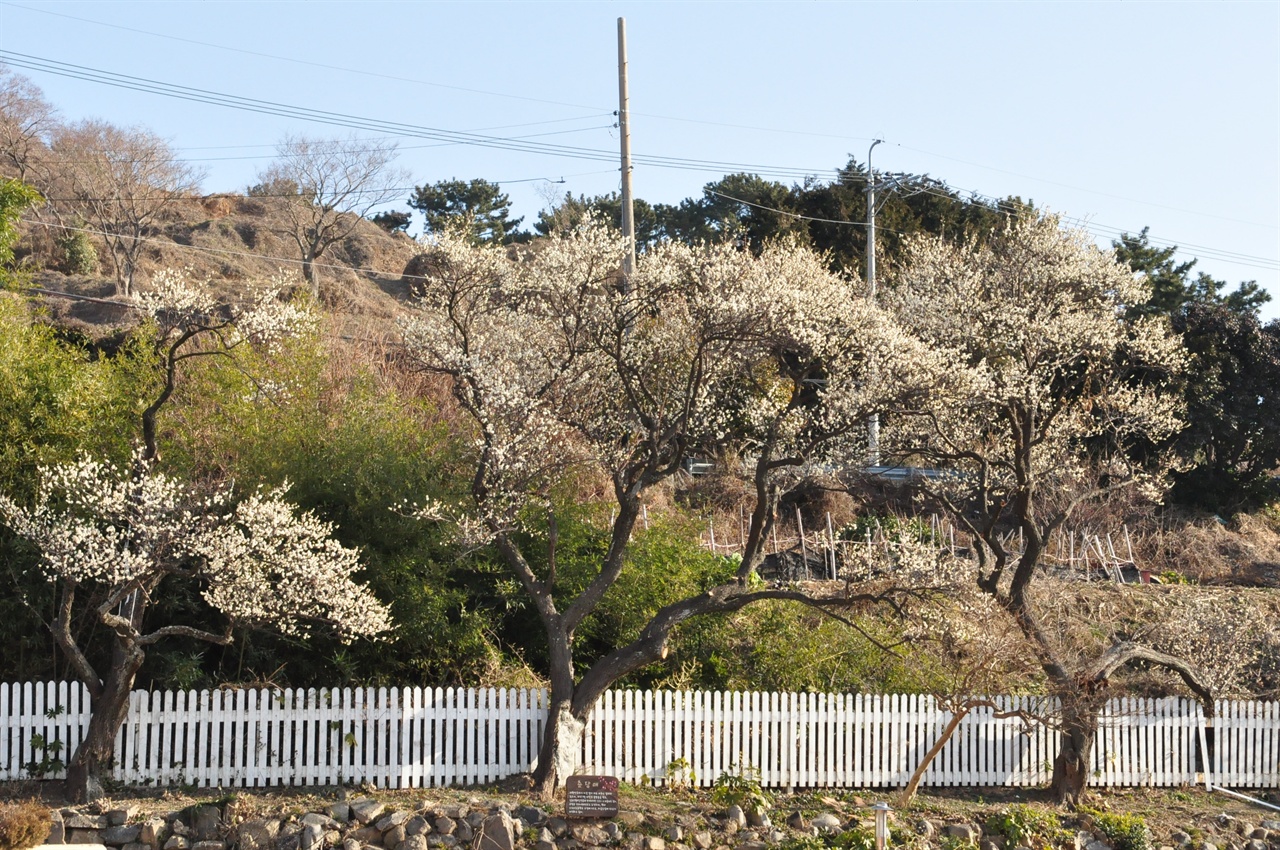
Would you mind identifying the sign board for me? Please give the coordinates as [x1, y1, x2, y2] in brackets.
[564, 775, 619, 818]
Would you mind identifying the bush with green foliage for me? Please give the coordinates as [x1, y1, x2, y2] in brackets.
[711, 764, 771, 816]
[986, 805, 1066, 849]
[1081, 809, 1151, 850]
[55, 232, 98, 275]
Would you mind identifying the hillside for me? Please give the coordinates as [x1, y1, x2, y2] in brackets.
[23, 192, 421, 341]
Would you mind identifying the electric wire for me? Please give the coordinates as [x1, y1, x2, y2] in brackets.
[0, 51, 838, 182]
[3, 53, 1274, 275]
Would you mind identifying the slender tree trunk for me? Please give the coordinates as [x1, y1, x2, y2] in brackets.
[64, 639, 144, 803]
[1051, 697, 1098, 806]
[897, 706, 969, 808]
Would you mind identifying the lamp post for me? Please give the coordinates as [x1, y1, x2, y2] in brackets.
[865, 139, 883, 468]
[872, 801, 892, 850]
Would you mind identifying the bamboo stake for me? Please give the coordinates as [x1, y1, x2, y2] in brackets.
[796, 508, 809, 581]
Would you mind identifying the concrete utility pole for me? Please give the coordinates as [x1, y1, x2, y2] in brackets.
[866, 139, 883, 467]
[617, 17, 636, 287]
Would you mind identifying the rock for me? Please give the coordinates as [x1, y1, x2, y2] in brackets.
[980, 842, 1000, 850]
[546, 819, 570, 839]
[1171, 833, 1192, 847]
[1085, 841, 1112, 850]
[401, 836, 428, 850]
[107, 809, 139, 828]
[140, 819, 168, 849]
[47, 811, 66, 845]
[125, 843, 151, 850]
[1245, 842, 1267, 850]
[438, 808, 468, 823]
[516, 808, 546, 828]
[426, 836, 457, 849]
[665, 828, 685, 843]
[785, 814, 807, 832]
[624, 835, 645, 850]
[299, 828, 324, 850]
[1261, 822, 1280, 832]
[810, 815, 842, 834]
[1199, 844, 1218, 850]
[302, 816, 335, 830]
[346, 827, 381, 845]
[349, 802, 386, 827]
[943, 825, 979, 843]
[556, 840, 582, 850]
[690, 833, 712, 850]
[190, 843, 224, 850]
[738, 843, 768, 850]
[536, 843, 556, 850]
[641, 838, 665, 850]
[616, 814, 645, 830]
[602, 824, 621, 841]
[745, 811, 770, 830]
[385, 825, 408, 849]
[574, 826, 611, 846]
[404, 817, 430, 838]
[342, 841, 360, 850]
[476, 813, 516, 850]
[170, 823, 189, 839]
[432, 819, 455, 837]
[102, 826, 142, 846]
[768, 830, 787, 845]
[190, 809, 222, 844]
[453, 824, 472, 844]
[67, 817, 110, 831]
[376, 814, 411, 834]
[69, 832, 103, 846]
[725, 809, 747, 832]
[163, 839, 188, 850]
[328, 806, 350, 826]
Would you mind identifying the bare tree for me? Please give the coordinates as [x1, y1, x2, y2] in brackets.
[256, 133, 408, 297]
[50, 121, 202, 296]
[0, 64, 57, 185]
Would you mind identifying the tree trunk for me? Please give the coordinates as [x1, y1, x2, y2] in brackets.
[531, 626, 581, 799]
[1051, 699, 1098, 806]
[65, 641, 144, 803]
[532, 698, 586, 799]
[897, 706, 969, 808]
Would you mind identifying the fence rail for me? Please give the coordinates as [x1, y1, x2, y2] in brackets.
[2, 683, 1277, 789]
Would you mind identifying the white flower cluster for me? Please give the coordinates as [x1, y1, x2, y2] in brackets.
[133, 267, 316, 352]
[399, 220, 931, 538]
[884, 212, 1185, 499]
[0, 452, 390, 642]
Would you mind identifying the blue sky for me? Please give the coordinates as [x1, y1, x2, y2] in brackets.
[2, 1, 1277, 317]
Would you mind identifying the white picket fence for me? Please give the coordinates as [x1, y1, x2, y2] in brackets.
[2, 683, 1279, 789]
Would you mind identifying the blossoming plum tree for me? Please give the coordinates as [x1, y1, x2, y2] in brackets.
[884, 212, 1212, 804]
[400, 220, 940, 795]
[0, 269, 391, 801]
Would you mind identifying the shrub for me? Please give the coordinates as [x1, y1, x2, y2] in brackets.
[1083, 810, 1151, 850]
[0, 799, 50, 850]
[986, 805, 1065, 849]
[711, 764, 771, 816]
[831, 826, 878, 850]
[55, 232, 98, 275]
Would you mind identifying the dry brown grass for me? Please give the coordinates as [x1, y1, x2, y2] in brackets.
[0, 799, 49, 850]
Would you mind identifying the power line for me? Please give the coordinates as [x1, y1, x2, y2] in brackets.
[5, 53, 1273, 274]
[1, 51, 838, 182]
[7, 2, 1273, 238]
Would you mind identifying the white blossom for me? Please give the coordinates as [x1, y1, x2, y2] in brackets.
[0, 452, 390, 642]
